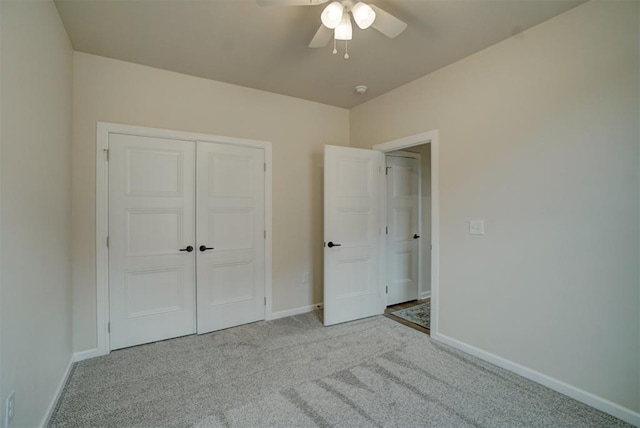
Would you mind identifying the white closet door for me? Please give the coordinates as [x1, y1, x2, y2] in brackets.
[196, 142, 265, 334]
[324, 145, 383, 326]
[109, 134, 196, 350]
[386, 155, 420, 305]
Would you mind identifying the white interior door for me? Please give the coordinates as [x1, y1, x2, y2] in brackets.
[324, 145, 383, 326]
[196, 142, 265, 334]
[386, 154, 420, 306]
[108, 134, 196, 350]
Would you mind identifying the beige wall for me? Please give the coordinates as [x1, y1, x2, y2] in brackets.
[0, 1, 73, 426]
[0, 1, 3, 423]
[72, 53, 349, 352]
[351, 0, 639, 413]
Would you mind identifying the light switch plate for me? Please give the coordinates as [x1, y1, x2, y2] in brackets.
[469, 220, 485, 235]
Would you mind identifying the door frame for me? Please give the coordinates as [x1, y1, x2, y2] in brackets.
[373, 129, 439, 336]
[384, 150, 422, 306]
[95, 122, 273, 357]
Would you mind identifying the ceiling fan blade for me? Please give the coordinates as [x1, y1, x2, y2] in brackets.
[256, 0, 328, 6]
[369, 4, 407, 39]
[309, 24, 332, 48]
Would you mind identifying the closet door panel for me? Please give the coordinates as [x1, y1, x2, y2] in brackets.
[196, 142, 265, 334]
[108, 134, 196, 350]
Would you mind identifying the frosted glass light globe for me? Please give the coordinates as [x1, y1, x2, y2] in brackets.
[351, 2, 376, 29]
[321, 2, 344, 29]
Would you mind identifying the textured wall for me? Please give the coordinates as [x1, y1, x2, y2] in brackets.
[0, 1, 73, 426]
[71, 53, 349, 352]
[351, 0, 639, 413]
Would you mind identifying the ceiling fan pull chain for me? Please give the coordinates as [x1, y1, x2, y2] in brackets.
[344, 40, 349, 59]
[333, 38, 337, 55]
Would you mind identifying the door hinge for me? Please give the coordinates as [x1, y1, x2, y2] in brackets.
[106, 236, 109, 247]
[103, 148, 109, 161]
[386, 166, 391, 175]
[385, 226, 388, 235]
[107, 322, 110, 333]
[264, 162, 266, 172]
[264, 230, 266, 239]
[386, 286, 388, 294]
[264, 297, 267, 306]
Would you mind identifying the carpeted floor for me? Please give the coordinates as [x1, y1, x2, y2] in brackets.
[392, 302, 430, 329]
[50, 313, 630, 427]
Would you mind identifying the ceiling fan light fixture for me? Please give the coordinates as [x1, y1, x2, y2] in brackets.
[320, 1, 344, 29]
[351, 2, 376, 29]
[334, 12, 352, 40]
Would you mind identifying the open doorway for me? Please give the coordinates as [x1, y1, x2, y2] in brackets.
[322, 129, 439, 335]
[383, 144, 431, 334]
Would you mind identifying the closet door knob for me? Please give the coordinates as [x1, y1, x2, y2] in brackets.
[327, 241, 342, 248]
[179, 246, 194, 252]
[413, 234, 420, 239]
[199, 245, 214, 252]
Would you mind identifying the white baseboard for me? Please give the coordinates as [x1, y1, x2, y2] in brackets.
[269, 303, 323, 320]
[39, 354, 74, 428]
[73, 347, 104, 362]
[431, 332, 640, 427]
[419, 291, 431, 300]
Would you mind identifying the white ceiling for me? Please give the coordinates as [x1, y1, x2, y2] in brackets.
[54, 0, 585, 109]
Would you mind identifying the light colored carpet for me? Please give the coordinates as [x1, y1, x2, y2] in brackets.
[50, 313, 629, 427]
[392, 302, 430, 329]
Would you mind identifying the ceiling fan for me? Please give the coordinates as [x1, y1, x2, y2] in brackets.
[257, 0, 408, 58]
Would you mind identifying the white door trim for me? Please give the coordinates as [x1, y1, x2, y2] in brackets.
[373, 130, 439, 335]
[95, 122, 273, 357]
[385, 151, 422, 305]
